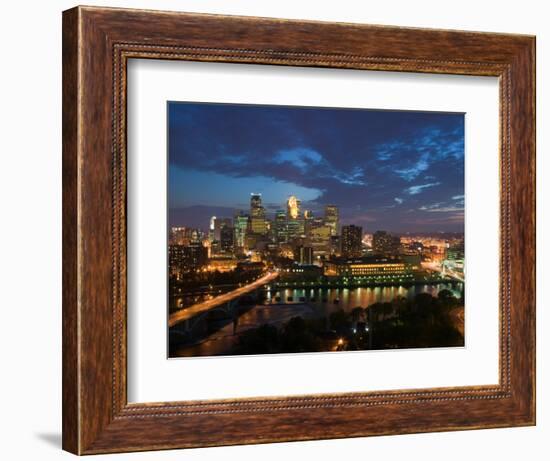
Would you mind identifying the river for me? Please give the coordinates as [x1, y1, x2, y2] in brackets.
[170, 282, 463, 358]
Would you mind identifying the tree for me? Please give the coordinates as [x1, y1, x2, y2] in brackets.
[351, 306, 365, 323]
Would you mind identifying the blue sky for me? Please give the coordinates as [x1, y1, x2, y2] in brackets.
[168, 102, 464, 233]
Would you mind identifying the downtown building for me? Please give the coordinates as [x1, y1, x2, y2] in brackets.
[372, 230, 401, 256]
[324, 205, 339, 236]
[168, 241, 208, 279]
[341, 224, 363, 258]
[323, 255, 412, 280]
[249, 193, 268, 235]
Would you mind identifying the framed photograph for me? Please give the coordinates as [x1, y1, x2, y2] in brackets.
[62, 6, 535, 454]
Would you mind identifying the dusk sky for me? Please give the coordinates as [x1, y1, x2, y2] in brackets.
[168, 102, 464, 233]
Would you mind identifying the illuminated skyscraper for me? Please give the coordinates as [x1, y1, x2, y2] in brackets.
[286, 195, 304, 241]
[208, 217, 216, 242]
[233, 212, 249, 249]
[287, 219, 303, 242]
[342, 225, 363, 258]
[274, 209, 288, 243]
[324, 205, 339, 236]
[250, 193, 267, 234]
[308, 224, 332, 259]
[250, 193, 264, 220]
[287, 195, 300, 219]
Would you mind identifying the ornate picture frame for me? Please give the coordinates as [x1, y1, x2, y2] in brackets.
[62, 6, 535, 454]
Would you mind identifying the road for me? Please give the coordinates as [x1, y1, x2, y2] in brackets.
[421, 261, 464, 282]
[168, 271, 279, 327]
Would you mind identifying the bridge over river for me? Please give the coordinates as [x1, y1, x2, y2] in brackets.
[168, 271, 279, 327]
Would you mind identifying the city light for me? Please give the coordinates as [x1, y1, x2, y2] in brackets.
[168, 191, 464, 356]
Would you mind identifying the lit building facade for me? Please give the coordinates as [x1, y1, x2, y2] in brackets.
[205, 256, 238, 272]
[274, 209, 288, 244]
[324, 256, 409, 278]
[444, 239, 465, 276]
[169, 226, 188, 245]
[307, 224, 332, 259]
[169, 242, 208, 278]
[324, 205, 339, 236]
[250, 193, 267, 235]
[287, 195, 300, 219]
[294, 245, 314, 265]
[233, 212, 249, 249]
[341, 225, 363, 258]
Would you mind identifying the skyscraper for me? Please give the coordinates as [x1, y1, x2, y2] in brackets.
[287, 195, 300, 219]
[324, 205, 339, 236]
[341, 225, 363, 258]
[233, 212, 249, 249]
[250, 193, 262, 215]
[250, 193, 267, 235]
[220, 223, 234, 253]
[274, 209, 288, 244]
[286, 195, 304, 241]
[208, 216, 216, 242]
[212, 218, 232, 243]
[308, 224, 332, 259]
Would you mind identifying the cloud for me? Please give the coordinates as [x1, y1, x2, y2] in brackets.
[168, 102, 465, 231]
[420, 205, 464, 213]
[419, 195, 465, 213]
[394, 157, 430, 181]
[273, 147, 323, 170]
[405, 182, 441, 195]
[375, 126, 464, 182]
[394, 197, 404, 204]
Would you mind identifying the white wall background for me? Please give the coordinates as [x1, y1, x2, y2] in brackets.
[0, 0, 546, 459]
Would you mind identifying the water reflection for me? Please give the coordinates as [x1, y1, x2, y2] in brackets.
[266, 283, 462, 314]
[171, 283, 463, 358]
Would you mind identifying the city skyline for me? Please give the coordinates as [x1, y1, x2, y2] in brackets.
[169, 102, 464, 233]
[168, 102, 465, 357]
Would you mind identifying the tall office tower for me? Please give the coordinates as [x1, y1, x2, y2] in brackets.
[250, 193, 262, 214]
[308, 225, 332, 259]
[303, 210, 315, 235]
[372, 230, 401, 255]
[213, 218, 232, 241]
[329, 235, 341, 257]
[286, 195, 304, 242]
[324, 205, 339, 236]
[250, 193, 267, 235]
[190, 228, 201, 244]
[286, 220, 302, 242]
[274, 209, 288, 244]
[208, 217, 216, 242]
[233, 212, 249, 249]
[341, 225, 363, 258]
[287, 195, 300, 219]
[220, 223, 234, 253]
